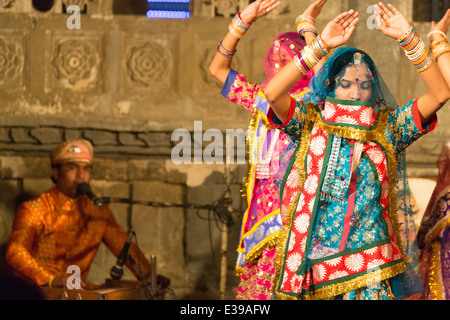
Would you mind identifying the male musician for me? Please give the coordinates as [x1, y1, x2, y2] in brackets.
[6, 140, 169, 290]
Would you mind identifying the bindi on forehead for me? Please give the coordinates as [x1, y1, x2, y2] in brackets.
[342, 70, 372, 82]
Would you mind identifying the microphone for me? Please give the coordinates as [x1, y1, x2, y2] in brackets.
[76, 183, 103, 208]
[110, 231, 133, 280]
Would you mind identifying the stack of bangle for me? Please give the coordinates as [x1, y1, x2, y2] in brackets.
[398, 27, 432, 72]
[295, 14, 318, 36]
[217, 41, 236, 58]
[294, 35, 329, 75]
[430, 36, 450, 63]
[228, 12, 251, 39]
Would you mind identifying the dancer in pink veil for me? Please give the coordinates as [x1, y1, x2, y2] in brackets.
[209, 0, 328, 299]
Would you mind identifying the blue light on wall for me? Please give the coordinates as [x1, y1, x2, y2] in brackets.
[147, 0, 191, 19]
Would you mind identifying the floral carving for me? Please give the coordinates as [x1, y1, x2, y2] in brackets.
[0, 37, 24, 86]
[51, 39, 100, 91]
[126, 41, 170, 87]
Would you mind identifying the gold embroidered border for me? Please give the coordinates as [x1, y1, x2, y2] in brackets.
[424, 213, 450, 247]
[242, 209, 280, 239]
[306, 101, 384, 142]
[274, 262, 406, 300]
[246, 231, 280, 263]
[235, 232, 281, 277]
[425, 214, 450, 300]
[304, 262, 407, 300]
[428, 240, 444, 299]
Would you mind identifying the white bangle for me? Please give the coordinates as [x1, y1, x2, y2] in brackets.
[427, 30, 447, 40]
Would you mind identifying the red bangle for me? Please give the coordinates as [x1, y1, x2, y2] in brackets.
[237, 12, 252, 27]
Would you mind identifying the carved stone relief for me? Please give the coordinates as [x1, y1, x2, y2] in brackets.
[121, 35, 174, 94]
[127, 42, 168, 87]
[0, 30, 26, 90]
[47, 32, 102, 93]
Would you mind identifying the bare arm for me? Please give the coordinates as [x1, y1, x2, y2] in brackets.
[375, 3, 450, 123]
[264, 10, 359, 122]
[208, 0, 281, 84]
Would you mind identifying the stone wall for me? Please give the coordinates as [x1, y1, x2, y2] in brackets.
[0, 0, 449, 299]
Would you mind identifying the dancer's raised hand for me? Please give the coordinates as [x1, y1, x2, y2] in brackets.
[303, 0, 328, 20]
[320, 10, 359, 49]
[240, 0, 281, 25]
[374, 2, 411, 40]
[429, 8, 450, 41]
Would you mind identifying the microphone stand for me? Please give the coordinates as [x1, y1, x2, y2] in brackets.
[126, 254, 155, 300]
[82, 182, 234, 299]
[126, 254, 166, 300]
[95, 191, 234, 299]
[148, 255, 163, 300]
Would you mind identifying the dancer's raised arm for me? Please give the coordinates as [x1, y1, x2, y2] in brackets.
[375, 2, 450, 123]
[298, 0, 329, 72]
[263, 10, 359, 122]
[209, 0, 281, 84]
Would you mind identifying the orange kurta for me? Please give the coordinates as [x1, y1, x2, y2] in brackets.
[6, 187, 151, 285]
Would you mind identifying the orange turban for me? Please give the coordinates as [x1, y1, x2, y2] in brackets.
[50, 140, 94, 165]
